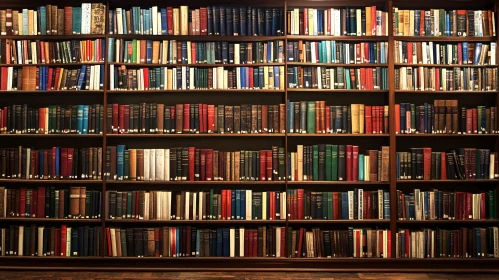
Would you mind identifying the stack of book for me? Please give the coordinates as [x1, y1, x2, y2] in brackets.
[288, 145, 390, 182]
[105, 146, 285, 182]
[396, 148, 498, 180]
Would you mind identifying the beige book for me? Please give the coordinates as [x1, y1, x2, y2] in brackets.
[180, 6, 188, 35]
[359, 104, 365, 134]
[297, 145, 304, 181]
[173, 8, 180, 35]
[351, 104, 360, 134]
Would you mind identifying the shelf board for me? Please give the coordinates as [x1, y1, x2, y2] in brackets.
[0, 62, 104, 67]
[394, 63, 495, 68]
[286, 35, 388, 41]
[397, 219, 499, 224]
[0, 134, 103, 138]
[106, 133, 285, 138]
[0, 35, 106, 40]
[395, 90, 497, 94]
[288, 219, 390, 224]
[397, 180, 499, 183]
[0, 90, 104, 94]
[0, 179, 102, 184]
[105, 219, 286, 224]
[287, 63, 387, 67]
[287, 89, 388, 93]
[287, 181, 389, 185]
[0, 218, 101, 223]
[393, 36, 496, 42]
[288, 134, 389, 137]
[396, 134, 498, 137]
[105, 181, 285, 185]
[108, 62, 285, 67]
[108, 35, 285, 41]
[107, 89, 285, 93]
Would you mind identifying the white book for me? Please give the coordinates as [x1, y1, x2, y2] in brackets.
[239, 228, 245, 257]
[190, 67, 195, 90]
[150, 149, 156, 180]
[165, 149, 170, 181]
[181, 67, 187, 89]
[192, 193, 197, 220]
[144, 192, 149, 220]
[383, 230, 388, 258]
[317, 67, 322, 89]
[281, 192, 286, 219]
[236, 67, 241, 89]
[356, 9, 361, 36]
[276, 227, 281, 257]
[262, 192, 267, 220]
[152, 6, 158, 35]
[18, 225, 23, 256]
[25, 148, 30, 179]
[180, 6, 188, 35]
[81, 3, 91, 34]
[297, 146, 304, 180]
[199, 191, 204, 220]
[290, 153, 295, 181]
[313, 9, 318, 35]
[414, 189, 420, 220]
[290, 10, 295, 34]
[110, 228, 117, 256]
[246, 190, 252, 220]
[110, 65, 115, 90]
[7, 67, 12, 90]
[224, 70, 229, 89]
[490, 154, 496, 178]
[217, 67, 224, 89]
[185, 191, 190, 220]
[167, 192, 172, 220]
[348, 191, 354, 219]
[144, 149, 150, 181]
[116, 8, 123, 34]
[229, 228, 235, 257]
[155, 149, 164, 180]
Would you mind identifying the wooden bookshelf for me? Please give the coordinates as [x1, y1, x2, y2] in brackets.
[1, 0, 499, 272]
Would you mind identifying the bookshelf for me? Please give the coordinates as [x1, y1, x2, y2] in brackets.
[0, 0, 499, 272]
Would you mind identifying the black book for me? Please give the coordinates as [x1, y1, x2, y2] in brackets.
[240, 7, 247, 36]
[265, 8, 272, 36]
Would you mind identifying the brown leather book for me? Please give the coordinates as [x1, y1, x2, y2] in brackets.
[59, 190, 65, 219]
[137, 149, 144, 181]
[115, 229, 122, 256]
[147, 228, 155, 256]
[273, 105, 279, 134]
[251, 105, 257, 133]
[22, 66, 29, 90]
[233, 106, 240, 133]
[129, 149, 137, 180]
[152, 41, 160, 64]
[433, 100, 439, 133]
[69, 187, 80, 218]
[225, 106, 233, 133]
[451, 100, 458, 134]
[175, 104, 183, 133]
[64, 7, 72, 35]
[213, 151, 219, 181]
[51, 5, 57, 34]
[79, 186, 86, 218]
[175, 194, 181, 219]
[98, 147, 103, 180]
[57, 9, 64, 36]
[261, 105, 268, 133]
[279, 104, 285, 134]
[368, 150, 378, 181]
[157, 104, 164, 134]
[257, 105, 262, 133]
[226, 152, 231, 181]
[234, 152, 240, 181]
[91, 3, 106, 34]
[0, 10, 6, 35]
[126, 11, 131, 35]
[88, 148, 93, 180]
[444, 100, 452, 133]
[436, 100, 445, 133]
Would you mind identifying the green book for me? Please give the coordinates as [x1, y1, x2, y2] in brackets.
[327, 192, 333, 220]
[325, 145, 332, 181]
[307, 102, 316, 134]
[439, 9, 445, 36]
[124, 150, 130, 180]
[478, 106, 483, 134]
[410, 104, 416, 133]
[132, 39, 138, 63]
[331, 145, 338, 181]
[312, 145, 319, 181]
[127, 192, 133, 218]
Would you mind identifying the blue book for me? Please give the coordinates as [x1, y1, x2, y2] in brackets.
[107, 38, 115, 62]
[383, 192, 390, 219]
[55, 147, 60, 177]
[77, 65, 87, 90]
[76, 105, 84, 134]
[117, 145, 126, 180]
[341, 193, 348, 220]
[100, 65, 105, 89]
[216, 229, 223, 257]
[258, 66, 264, 89]
[274, 66, 279, 89]
[358, 154, 364, 181]
[82, 106, 89, 134]
[176, 228, 180, 257]
[146, 40, 153, 64]
[22, 9, 28, 35]
[474, 43, 482, 65]
[288, 101, 294, 133]
[463, 42, 469, 64]
[345, 69, 351, 89]
[195, 229, 200, 257]
[222, 228, 230, 257]
[445, 13, 450, 36]
[240, 190, 246, 220]
[160, 9, 167, 34]
[122, 9, 127, 34]
[40, 7, 47, 35]
[235, 190, 241, 219]
[276, 192, 280, 219]
[72, 7, 81, 34]
[253, 68, 259, 88]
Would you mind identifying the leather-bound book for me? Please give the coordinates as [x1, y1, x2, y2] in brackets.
[79, 187, 86, 218]
[136, 149, 144, 181]
[91, 3, 106, 34]
[69, 187, 80, 218]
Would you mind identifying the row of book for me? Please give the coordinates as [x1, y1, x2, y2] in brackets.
[396, 189, 497, 221]
[287, 41, 388, 64]
[287, 189, 389, 220]
[109, 6, 284, 36]
[107, 103, 285, 134]
[287, 7, 388, 36]
[395, 67, 497, 91]
[0, 104, 104, 135]
[106, 190, 286, 221]
[109, 39, 284, 65]
[287, 66, 388, 90]
[110, 65, 285, 91]
[0, 186, 101, 219]
[393, 41, 496, 65]
[0, 65, 104, 91]
[0, 147, 102, 180]
[105, 146, 285, 182]
[1, 39, 106, 64]
[0, 4, 106, 36]
[106, 226, 285, 257]
[289, 145, 390, 182]
[288, 102, 388, 134]
[395, 228, 499, 258]
[395, 148, 498, 180]
[0, 225, 101, 256]
[392, 9, 496, 37]
[395, 101, 498, 134]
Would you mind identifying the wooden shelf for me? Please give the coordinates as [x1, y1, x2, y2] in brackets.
[395, 90, 498, 94]
[394, 63, 495, 68]
[0, 134, 103, 138]
[287, 134, 389, 137]
[105, 219, 286, 224]
[106, 133, 285, 138]
[393, 36, 496, 42]
[0, 35, 106, 39]
[105, 181, 285, 185]
[397, 180, 499, 183]
[109, 62, 285, 67]
[397, 220, 499, 224]
[396, 134, 499, 137]
[0, 90, 104, 94]
[107, 89, 285, 93]
[287, 181, 389, 185]
[287, 63, 387, 67]
[0, 62, 104, 67]
[288, 219, 390, 224]
[108, 35, 285, 41]
[286, 35, 388, 41]
[0, 179, 102, 184]
[0, 218, 101, 223]
[287, 89, 388, 93]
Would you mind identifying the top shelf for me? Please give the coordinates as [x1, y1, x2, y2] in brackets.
[108, 35, 285, 41]
[393, 36, 497, 42]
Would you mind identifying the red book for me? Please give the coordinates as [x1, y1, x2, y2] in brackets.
[423, 148, 432, 180]
[118, 105, 125, 133]
[259, 150, 266, 181]
[0, 68, 8, 90]
[205, 149, 213, 180]
[188, 147, 195, 181]
[366, 192, 372, 219]
[61, 148, 68, 178]
[123, 105, 130, 133]
[170, 227, 176, 257]
[387, 230, 392, 258]
[457, 43, 463, 64]
[325, 106, 330, 133]
[19, 188, 26, 217]
[202, 104, 208, 133]
[299, 12, 304, 36]
[154, 228, 160, 257]
[297, 228, 304, 257]
[37, 187, 45, 218]
[226, 189, 232, 219]
[46, 67, 53, 90]
[395, 104, 400, 133]
[372, 106, 378, 133]
[441, 152, 447, 180]
[199, 8, 207, 35]
[143, 68, 149, 90]
[207, 105, 215, 133]
[333, 192, 339, 219]
[112, 104, 119, 133]
[248, 67, 254, 88]
[198, 104, 204, 132]
[327, 10, 331, 35]
[297, 189, 304, 220]
[481, 193, 486, 220]
[420, 11, 425, 36]
[378, 106, 384, 133]
[183, 104, 190, 133]
[106, 228, 112, 256]
[346, 145, 353, 181]
[466, 193, 472, 219]
[221, 190, 227, 219]
[360, 68, 366, 90]
[371, 6, 376, 35]
[191, 42, 196, 62]
[365, 105, 372, 134]
[355, 230, 361, 257]
[54, 68, 61, 90]
[60, 225, 67, 256]
[270, 192, 275, 220]
[472, 108, 478, 133]
[280, 227, 286, 257]
[200, 149, 206, 180]
[51, 147, 57, 179]
[352, 146, 359, 181]
[266, 150, 272, 180]
[435, 68, 440, 90]
[466, 109, 472, 133]
[303, 8, 308, 35]
[31, 189, 38, 217]
[407, 43, 413, 64]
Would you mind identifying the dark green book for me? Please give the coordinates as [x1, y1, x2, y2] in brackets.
[307, 101, 315, 134]
[313, 145, 319, 181]
[318, 144, 326, 181]
[325, 145, 332, 181]
[331, 145, 339, 181]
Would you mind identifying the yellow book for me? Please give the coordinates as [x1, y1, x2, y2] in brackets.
[167, 69, 173, 90]
[173, 8, 180, 35]
[366, 7, 372, 36]
[351, 104, 360, 134]
[28, 10, 34, 35]
[180, 6, 188, 35]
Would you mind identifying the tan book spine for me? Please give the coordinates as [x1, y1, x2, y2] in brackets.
[381, 146, 390, 182]
[137, 149, 144, 180]
[69, 187, 80, 218]
[79, 186, 86, 218]
[130, 149, 137, 180]
[351, 104, 360, 134]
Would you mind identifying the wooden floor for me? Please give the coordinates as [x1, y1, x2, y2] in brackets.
[1, 272, 499, 280]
